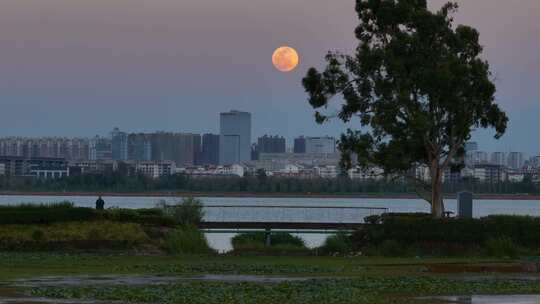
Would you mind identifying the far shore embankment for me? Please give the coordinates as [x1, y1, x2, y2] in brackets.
[1, 191, 540, 201]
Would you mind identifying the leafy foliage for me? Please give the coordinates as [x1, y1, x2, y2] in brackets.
[354, 214, 540, 256]
[0, 202, 174, 226]
[0, 201, 95, 225]
[158, 197, 205, 226]
[164, 225, 214, 255]
[0, 221, 150, 250]
[302, 0, 508, 216]
[319, 232, 354, 255]
[231, 232, 307, 254]
[104, 207, 176, 226]
[3, 172, 540, 195]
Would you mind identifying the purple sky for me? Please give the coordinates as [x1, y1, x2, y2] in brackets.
[1, 0, 539, 153]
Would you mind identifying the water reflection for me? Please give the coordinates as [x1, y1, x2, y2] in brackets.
[424, 295, 540, 304]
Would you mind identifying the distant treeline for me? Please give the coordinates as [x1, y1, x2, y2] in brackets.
[1, 169, 540, 195]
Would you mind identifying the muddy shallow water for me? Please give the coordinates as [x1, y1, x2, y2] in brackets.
[420, 295, 540, 304]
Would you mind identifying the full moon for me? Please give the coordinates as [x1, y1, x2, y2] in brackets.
[272, 46, 299, 72]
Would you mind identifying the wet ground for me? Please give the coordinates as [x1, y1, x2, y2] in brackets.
[2, 275, 540, 304]
[419, 295, 540, 304]
[0, 287, 119, 304]
[10, 274, 311, 288]
[0, 274, 313, 303]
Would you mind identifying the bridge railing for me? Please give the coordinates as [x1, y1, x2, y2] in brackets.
[202, 205, 388, 224]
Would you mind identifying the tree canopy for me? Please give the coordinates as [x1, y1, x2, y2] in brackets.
[302, 0, 508, 216]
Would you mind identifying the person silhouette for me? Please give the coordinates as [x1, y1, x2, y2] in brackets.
[95, 196, 105, 210]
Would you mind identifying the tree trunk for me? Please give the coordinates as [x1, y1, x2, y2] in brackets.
[430, 162, 445, 218]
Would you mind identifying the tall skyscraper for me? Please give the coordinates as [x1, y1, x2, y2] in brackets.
[111, 128, 128, 161]
[219, 110, 251, 165]
[200, 134, 220, 165]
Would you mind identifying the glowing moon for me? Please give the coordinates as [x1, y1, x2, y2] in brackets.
[272, 46, 299, 72]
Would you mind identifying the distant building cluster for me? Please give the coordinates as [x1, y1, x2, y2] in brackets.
[0, 110, 345, 180]
[412, 141, 540, 184]
[3, 114, 537, 183]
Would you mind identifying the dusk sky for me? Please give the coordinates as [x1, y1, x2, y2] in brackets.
[1, 0, 539, 154]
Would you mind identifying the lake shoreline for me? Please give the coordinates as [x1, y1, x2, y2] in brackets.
[1, 191, 540, 200]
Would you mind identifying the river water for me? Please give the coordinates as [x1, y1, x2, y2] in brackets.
[2, 195, 540, 252]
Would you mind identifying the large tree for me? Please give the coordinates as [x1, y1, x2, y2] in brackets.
[302, 0, 508, 217]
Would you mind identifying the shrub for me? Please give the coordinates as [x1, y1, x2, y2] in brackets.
[354, 213, 540, 257]
[159, 197, 205, 226]
[484, 236, 520, 257]
[164, 225, 214, 255]
[0, 202, 96, 225]
[231, 232, 307, 254]
[104, 208, 175, 226]
[376, 240, 406, 257]
[31, 229, 45, 242]
[319, 232, 353, 255]
[0, 221, 151, 250]
[232, 232, 305, 248]
[0, 203, 175, 226]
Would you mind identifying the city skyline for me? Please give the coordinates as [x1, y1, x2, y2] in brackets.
[2, 125, 540, 159]
[1, 0, 539, 153]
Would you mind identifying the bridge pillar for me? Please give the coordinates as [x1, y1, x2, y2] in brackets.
[265, 228, 271, 247]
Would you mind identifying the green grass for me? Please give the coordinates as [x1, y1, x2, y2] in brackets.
[0, 221, 151, 250]
[28, 277, 540, 304]
[164, 225, 215, 255]
[0, 252, 512, 280]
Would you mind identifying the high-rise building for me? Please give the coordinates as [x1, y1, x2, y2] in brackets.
[466, 151, 488, 167]
[219, 110, 251, 165]
[0, 137, 90, 161]
[305, 136, 336, 154]
[257, 135, 286, 154]
[507, 152, 525, 170]
[200, 134, 220, 165]
[193, 134, 201, 165]
[490, 152, 507, 167]
[111, 128, 128, 161]
[128, 133, 152, 161]
[149, 132, 200, 166]
[294, 136, 306, 153]
[89, 136, 112, 161]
